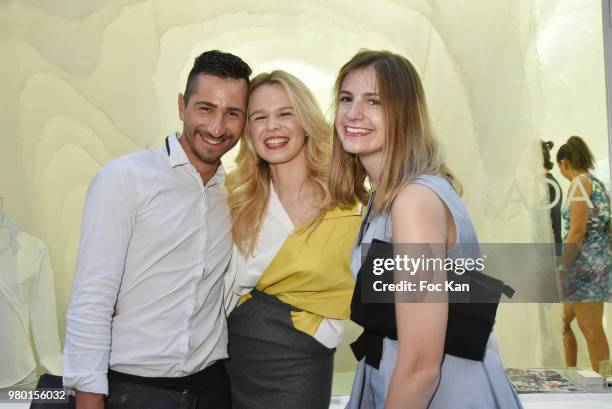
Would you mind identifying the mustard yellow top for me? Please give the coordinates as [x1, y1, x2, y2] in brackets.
[240, 204, 362, 338]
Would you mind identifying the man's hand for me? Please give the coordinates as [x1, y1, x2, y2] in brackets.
[75, 390, 105, 409]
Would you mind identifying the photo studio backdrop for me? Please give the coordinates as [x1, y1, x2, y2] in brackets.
[0, 0, 610, 389]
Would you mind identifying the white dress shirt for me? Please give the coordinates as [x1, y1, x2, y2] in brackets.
[224, 183, 344, 348]
[64, 133, 232, 395]
[0, 214, 62, 388]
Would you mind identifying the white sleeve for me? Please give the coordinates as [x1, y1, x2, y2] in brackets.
[63, 162, 137, 395]
[223, 245, 243, 315]
[28, 242, 63, 375]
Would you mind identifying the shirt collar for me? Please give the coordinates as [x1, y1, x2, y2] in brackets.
[209, 162, 226, 186]
[166, 132, 226, 186]
[267, 182, 295, 230]
[166, 132, 190, 168]
[0, 214, 21, 256]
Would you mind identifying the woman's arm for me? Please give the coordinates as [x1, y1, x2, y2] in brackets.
[384, 184, 448, 409]
[561, 175, 592, 267]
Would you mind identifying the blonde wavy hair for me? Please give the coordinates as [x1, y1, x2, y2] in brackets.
[329, 50, 461, 213]
[225, 70, 332, 256]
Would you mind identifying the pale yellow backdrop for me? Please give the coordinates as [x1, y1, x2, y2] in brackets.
[0, 0, 610, 382]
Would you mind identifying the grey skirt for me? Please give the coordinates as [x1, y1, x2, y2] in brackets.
[225, 290, 335, 409]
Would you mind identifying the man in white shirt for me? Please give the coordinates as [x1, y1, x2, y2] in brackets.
[63, 50, 251, 409]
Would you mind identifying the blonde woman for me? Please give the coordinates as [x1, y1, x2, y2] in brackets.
[223, 70, 361, 409]
[329, 50, 523, 409]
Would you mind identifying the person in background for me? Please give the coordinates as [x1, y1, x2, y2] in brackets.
[541, 140, 563, 255]
[557, 135, 611, 373]
[329, 49, 523, 409]
[63, 50, 251, 409]
[223, 70, 361, 409]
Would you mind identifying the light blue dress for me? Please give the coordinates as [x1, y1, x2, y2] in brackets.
[346, 174, 523, 409]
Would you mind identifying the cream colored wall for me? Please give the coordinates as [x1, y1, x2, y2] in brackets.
[0, 0, 609, 373]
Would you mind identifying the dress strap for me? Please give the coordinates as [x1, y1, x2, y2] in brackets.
[356, 191, 376, 245]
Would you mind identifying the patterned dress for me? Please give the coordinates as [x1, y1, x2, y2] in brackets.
[561, 173, 611, 302]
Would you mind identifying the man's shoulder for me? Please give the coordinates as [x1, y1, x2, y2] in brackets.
[98, 146, 165, 178]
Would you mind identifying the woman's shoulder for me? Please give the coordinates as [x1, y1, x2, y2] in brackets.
[395, 173, 456, 207]
[393, 183, 446, 213]
[390, 183, 448, 242]
[412, 173, 455, 192]
[570, 173, 593, 194]
[391, 183, 447, 229]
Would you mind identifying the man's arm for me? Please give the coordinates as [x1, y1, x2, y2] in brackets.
[63, 161, 137, 405]
[75, 391, 106, 409]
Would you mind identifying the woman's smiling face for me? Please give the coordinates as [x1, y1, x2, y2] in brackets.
[335, 65, 385, 162]
[248, 83, 307, 165]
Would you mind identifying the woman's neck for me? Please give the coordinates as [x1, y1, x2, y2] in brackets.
[567, 168, 588, 181]
[359, 152, 384, 189]
[269, 149, 309, 201]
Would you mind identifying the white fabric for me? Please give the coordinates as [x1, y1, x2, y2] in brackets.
[63, 133, 232, 395]
[594, 159, 611, 192]
[224, 183, 344, 349]
[313, 318, 344, 350]
[0, 214, 62, 388]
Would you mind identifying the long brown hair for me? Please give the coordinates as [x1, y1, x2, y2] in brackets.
[225, 70, 331, 255]
[329, 49, 461, 213]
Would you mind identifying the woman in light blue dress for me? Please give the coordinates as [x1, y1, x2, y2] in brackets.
[328, 50, 522, 409]
[557, 135, 611, 373]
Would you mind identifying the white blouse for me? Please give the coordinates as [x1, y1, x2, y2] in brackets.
[0, 215, 62, 388]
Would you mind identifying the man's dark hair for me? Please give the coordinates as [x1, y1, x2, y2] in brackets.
[184, 50, 252, 105]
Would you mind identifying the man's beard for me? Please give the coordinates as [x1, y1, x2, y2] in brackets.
[192, 130, 234, 164]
